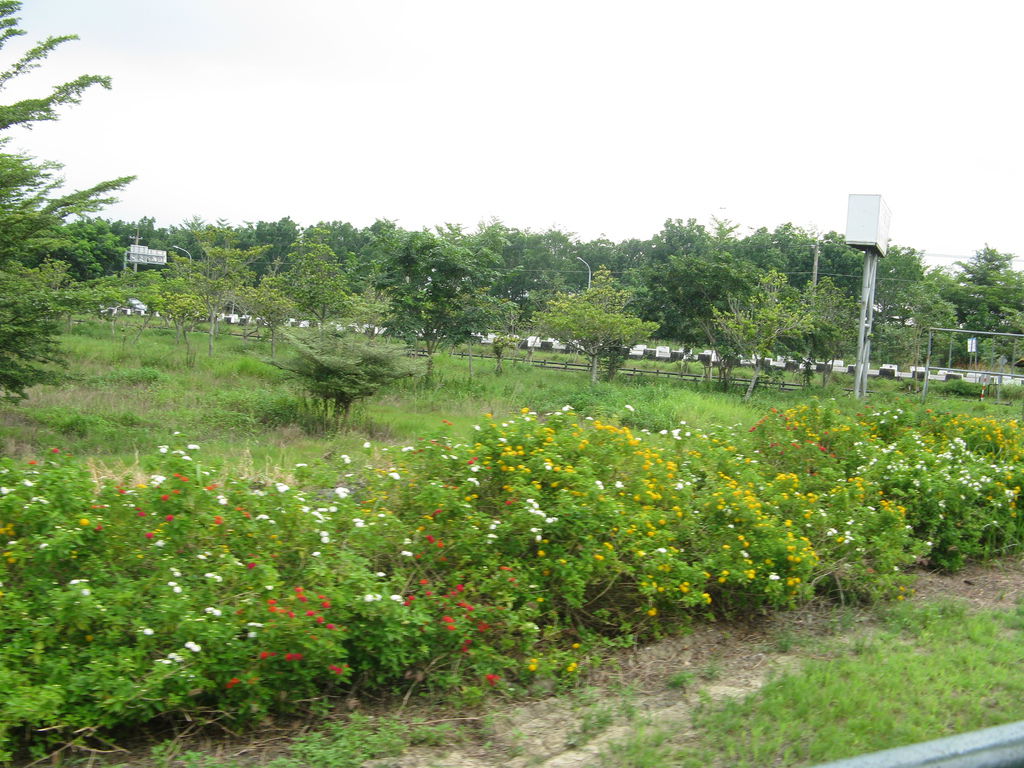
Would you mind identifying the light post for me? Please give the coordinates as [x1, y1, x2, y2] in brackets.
[171, 245, 192, 262]
[576, 256, 591, 290]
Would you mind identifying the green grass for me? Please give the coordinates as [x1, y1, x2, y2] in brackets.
[600, 599, 1024, 767]
[2, 318, 1017, 475]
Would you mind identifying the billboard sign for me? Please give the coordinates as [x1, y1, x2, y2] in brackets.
[126, 244, 168, 265]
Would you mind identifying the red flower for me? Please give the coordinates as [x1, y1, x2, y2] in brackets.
[213, 516, 223, 525]
[485, 674, 500, 686]
[284, 653, 303, 661]
[165, 515, 175, 522]
[442, 616, 455, 624]
[455, 584, 464, 592]
[326, 623, 336, 630]
[259, 651, 276, 659]
[51, 448, 60, 454]
[306, 610, 316, 617]
[226, 677, 241, 689]
[137, 511, 147, 517]
[160, 494, 170, 502]
[329, 664, 346, 674]
[145, 532, 154, 539]
[247, 562, 256, 569]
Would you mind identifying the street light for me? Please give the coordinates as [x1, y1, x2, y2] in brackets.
[171, 245, 192, 262]
[576, 256, 591, 289]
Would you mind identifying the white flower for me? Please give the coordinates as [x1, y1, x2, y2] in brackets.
[376, 571, 386, 577]
[0, 487, 9, 495]
[341, 454, 352, 464]
[390, 594, 404, 602]
[150, 474, 166, 485]
[363, 441, 371, 449]
[22, 480, 33, 487]
[80, 588, 91, 596]
[155, 540, 166, 548]
[363, 593, 382, 602]
[334, 486, 350, 498]
[400, 550, 413, 557]
[158, 445, 169, 454]
[624, 404, 634, 412]
[39, 542, 48, 549]
[275, 482, 289, 493]
[204, 607, 222, 617]
[388, 472, 401, 480]
[141, 628, 154, 635]
[768, 573, 780, 581]
[187, 444, 200, 451]
[311, 551, 321, 557]
[562, 405, 573, 411]
[184, 641, 202, 653]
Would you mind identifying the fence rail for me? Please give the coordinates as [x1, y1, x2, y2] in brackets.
[444, 350, 810, 392]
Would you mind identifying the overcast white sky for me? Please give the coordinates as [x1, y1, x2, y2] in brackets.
[6, 1, 1023, 266]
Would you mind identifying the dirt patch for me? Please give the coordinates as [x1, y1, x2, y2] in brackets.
[908, 558, 1024, 611]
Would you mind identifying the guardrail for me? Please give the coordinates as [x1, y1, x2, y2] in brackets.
[809, 720, 1024, 768]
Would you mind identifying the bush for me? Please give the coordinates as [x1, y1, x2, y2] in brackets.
[2, 402, 1024, 758]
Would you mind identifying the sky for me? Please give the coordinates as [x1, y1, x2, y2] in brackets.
[6, 0, 1023, 267]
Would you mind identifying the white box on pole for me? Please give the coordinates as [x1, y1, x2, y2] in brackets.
[845, 194, 891, 256]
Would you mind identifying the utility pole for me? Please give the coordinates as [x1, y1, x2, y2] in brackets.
[811, 240, 820, 286]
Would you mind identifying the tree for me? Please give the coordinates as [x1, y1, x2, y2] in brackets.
[943, 246, 1024, 334]
[167, 227, 262, 356]
[795, 278, 858, 386]
[634, 218, 757, 345]
[0, 263, 61, 400]
[280, 227, 350, 337]
[22, 216, 124, 279]
[534, 268, 658, 384]
[271, 332, 421, 428]
[714, 270, 808, 400]
[0, 2, 133, 399]
[235, 277, 295, 358]
[376, 224, 500, 377]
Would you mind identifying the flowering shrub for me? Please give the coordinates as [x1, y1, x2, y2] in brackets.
[1, 402, 1023, 758]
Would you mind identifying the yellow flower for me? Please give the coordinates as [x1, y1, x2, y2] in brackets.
[79, 518, 90, 527]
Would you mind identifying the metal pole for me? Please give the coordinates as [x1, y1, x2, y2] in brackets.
[854, 250, 878, 399]
[921, 329, 934, 404]
[171, 245, 193, 262]
[576, 257, 591, 289]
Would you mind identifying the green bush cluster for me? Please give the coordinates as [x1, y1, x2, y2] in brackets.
[1, 402, 1024, 759]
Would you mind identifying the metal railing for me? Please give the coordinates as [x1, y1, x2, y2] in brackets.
[810, 720, 1024, 767]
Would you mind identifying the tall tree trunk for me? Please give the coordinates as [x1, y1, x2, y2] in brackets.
[589, 353, 599, 384]
[744, 360, 761, 401]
